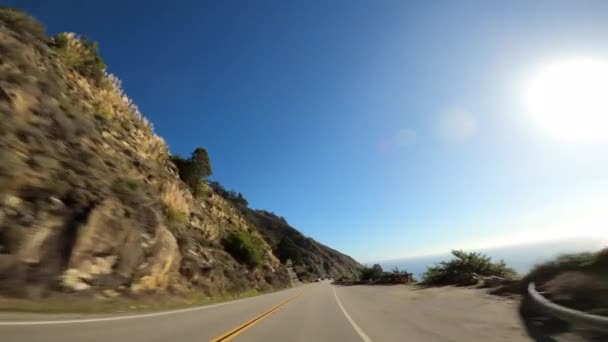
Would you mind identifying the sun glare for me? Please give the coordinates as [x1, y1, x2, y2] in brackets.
[526, 58, 608, 143]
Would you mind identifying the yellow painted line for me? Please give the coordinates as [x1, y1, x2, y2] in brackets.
[209, 291, 304, 342]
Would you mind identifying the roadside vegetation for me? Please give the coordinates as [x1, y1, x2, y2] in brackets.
[359, 264, 384, 281]
[517, 248, 608, 341]
[522, 248, 608, 316]
[276, 236, 304, 265]
[222, 230, 266, 268]
[209, 182, 361, 280]
[333, 264, 414, 285]
[422, 250, 516, 286]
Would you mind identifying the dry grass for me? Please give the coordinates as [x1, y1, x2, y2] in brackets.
[53, 33, 88, 68]
[93, 101, 113, 119]
[0, 7, 47, 42]
[166, 207, 188, 225]
[53, 33, 169, 162]
[161, 182, 191, 217]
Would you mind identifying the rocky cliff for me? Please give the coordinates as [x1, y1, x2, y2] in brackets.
[0, 8, 360, 299]
[244, 210, 361, 281]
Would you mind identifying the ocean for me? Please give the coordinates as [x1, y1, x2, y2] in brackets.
[376, 238, 607, 279]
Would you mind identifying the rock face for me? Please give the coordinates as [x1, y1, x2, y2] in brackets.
[242, 210, 361, 281]
[0, 8, 360, 298]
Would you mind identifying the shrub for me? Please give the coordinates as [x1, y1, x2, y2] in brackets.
[276, 236, 304, 265]
[524, 248, 608, 286]
[359, 264, 384, 281]
[94, 101, 113, 120]
[161, 182, 190, 216]
[208, 181, 248, 208]
[111, 178, 145, 209]
[166, 207, 188, 225]
[520, 248, 608, 320]
[296, 269, 313, 281]
[196, 182, 212, 201]
[171, 147, 212, 197]
[52, 33, 106, 83]
[0, 7, 48, 42]
[223, 230, 265, 268]
[336, 275, 353, 282]
[422, 250, 516, 286]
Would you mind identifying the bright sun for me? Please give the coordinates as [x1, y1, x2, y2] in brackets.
[526, 58, 608, 143]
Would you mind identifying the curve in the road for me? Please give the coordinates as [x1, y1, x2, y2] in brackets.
[332, 286, 373, 342]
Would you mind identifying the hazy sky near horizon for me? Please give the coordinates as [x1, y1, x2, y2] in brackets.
[12, 0, 608, 261]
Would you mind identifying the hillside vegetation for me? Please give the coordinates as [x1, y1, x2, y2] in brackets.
[0, 7, 359, 300]
[208, 182, 360, 281]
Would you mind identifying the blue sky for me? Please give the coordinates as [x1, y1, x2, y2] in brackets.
[12, 1, 608, 261]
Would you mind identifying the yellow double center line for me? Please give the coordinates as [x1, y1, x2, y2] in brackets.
[209, 291, 304, 342]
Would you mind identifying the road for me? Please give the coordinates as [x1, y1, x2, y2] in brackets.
[0, 281, 530, 341]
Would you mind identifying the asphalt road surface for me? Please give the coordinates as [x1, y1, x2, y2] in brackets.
[0, 281, 530, 341]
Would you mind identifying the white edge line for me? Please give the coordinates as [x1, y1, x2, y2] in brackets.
[332, 286, 373, 342]
[0, 293, 263, 326]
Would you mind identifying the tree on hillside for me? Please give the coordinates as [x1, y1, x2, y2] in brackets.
[171, 147, 212, 196]
[208, 180, 248, 208]
[276, 236, 304, 265]
[191, 147, 212, 179]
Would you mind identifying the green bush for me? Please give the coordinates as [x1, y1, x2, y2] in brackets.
[223, 230, 265, 268]
[171, 147, 212, 197]
[422, 250, 516, 286]
[359, 264, 384, 281]
[336, 275, 354, 282]
[166, 207, 188, 225]
[195, 182, 211, 201]
[94, 102, 113, 119]
[276, 236, 304, 265]
[0, 7, 47, 42]
[52, 33, 106, 83]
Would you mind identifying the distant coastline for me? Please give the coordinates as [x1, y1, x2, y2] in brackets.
[376, 237, 606, 278]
